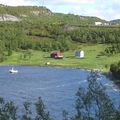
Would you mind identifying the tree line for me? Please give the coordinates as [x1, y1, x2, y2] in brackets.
[66, 27, 120, 55]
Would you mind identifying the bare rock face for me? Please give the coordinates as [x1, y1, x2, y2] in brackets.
[0, 14, 19, 21]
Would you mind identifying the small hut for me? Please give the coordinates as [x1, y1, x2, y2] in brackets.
[75, 50, 84, 58]
[50, 50, 63, 59]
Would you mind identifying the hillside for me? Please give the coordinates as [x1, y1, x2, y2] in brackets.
[0, 5, 120, 53]
[0, 5, 120, 73]
[0, 4, 106, 25]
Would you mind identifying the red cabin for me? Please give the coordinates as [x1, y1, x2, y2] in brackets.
[50, 50, 63, 59]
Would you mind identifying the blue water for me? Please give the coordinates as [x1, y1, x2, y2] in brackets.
[0, 66, 119, 119]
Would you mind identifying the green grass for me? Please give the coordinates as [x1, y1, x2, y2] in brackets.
[1, 44, 120, 72]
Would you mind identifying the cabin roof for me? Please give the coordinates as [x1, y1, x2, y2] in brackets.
[51, 50, 61, 54]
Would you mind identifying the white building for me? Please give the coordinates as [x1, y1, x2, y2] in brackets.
[95, 22, 102, 26]
[95, 22, 110, 26]
[75, 50, 84, 58]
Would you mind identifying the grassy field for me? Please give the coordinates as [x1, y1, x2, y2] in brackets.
[1, 44, 120, 72]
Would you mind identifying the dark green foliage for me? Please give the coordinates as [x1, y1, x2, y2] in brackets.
[0, 97, 52, 120]
[62, 110, 69, 120]
[110, 61, 120, 80]
[67, 27, 120, 55]
[55, 35, 72, 52]
[0, 97, 17, 120]
[67, 27, 120, 44]
[35, 97, 52, 120]
[70, 72, 120, 120]
[22, 102, 32, 120]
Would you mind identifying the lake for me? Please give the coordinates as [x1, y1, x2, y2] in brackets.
[0, 66, 119, 119]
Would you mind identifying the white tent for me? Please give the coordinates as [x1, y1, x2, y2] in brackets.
[75, 50, 84, 58]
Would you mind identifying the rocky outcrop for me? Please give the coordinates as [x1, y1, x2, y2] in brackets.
[0, 14, 19, 21]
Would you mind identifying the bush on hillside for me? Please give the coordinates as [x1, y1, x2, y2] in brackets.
[110, 61, 120, 80]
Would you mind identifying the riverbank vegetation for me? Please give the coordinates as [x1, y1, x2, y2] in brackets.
[0, 72, 120, 120]
[110, 61, 120, 84]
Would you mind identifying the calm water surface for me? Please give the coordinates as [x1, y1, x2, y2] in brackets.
[0, 66, 119, 119]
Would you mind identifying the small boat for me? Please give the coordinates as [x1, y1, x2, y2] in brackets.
[9, 67, 18, 73]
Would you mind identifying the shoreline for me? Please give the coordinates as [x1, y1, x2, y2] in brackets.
[0, 63, 108, 77]
[0, 63, 120, 88]
[0, 63, 104, 71]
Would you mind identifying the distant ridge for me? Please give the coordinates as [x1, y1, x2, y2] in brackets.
[110, 19, 120, 25]
[110, 19, 120, 22]
[0, 4, 107, 25]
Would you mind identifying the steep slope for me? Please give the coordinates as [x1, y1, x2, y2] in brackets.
[0, 5, 52, 21]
